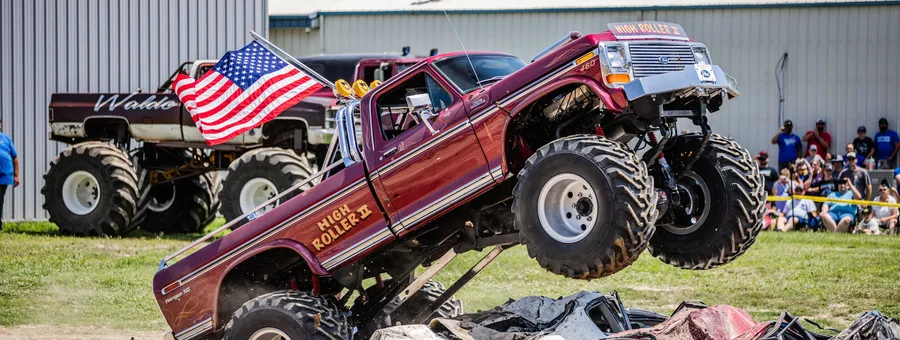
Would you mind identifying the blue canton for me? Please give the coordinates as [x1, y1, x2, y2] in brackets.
[212, 41, 287, 90]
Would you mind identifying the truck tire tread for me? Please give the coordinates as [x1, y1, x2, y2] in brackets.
[223, 290, 350, 340]
[512, 135, 657, 279]
[649, 133, 765, 270]
[42, 142, 141, 236]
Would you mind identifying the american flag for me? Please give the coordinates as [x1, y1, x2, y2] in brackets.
[172, 41, 324, 145]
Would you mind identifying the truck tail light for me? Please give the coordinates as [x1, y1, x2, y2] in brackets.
[606, 74, 631, 84]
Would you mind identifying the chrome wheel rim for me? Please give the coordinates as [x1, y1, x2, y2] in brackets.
[537, 173, 598, 243]
[662, 170, 711, 235]
[239, 178, 279, 214]
[62, 171, 101, 215]
[148, 182, 176, 213]
[249, 327, 292, 340]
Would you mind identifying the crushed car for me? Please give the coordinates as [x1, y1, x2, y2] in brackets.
[371, 292, 900, 340]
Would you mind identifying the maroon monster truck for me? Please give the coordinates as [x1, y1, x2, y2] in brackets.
[43, 54, 421, 236]
[153, 22, 763, 340]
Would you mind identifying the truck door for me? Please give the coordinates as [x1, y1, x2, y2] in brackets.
[363, 68, 491, 236]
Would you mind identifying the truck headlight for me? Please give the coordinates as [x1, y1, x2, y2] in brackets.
[692, 46, 711, 65]
[606, 45, 627, 70]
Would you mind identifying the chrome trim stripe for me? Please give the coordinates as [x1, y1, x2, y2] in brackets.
[171, 179, 367, 287]
[321, 227, 393, 269]
[490, 166, 503, 180]
[378, 119, 471, 175]
[397, 172, 494, 233]
[175, 319, 212, 340]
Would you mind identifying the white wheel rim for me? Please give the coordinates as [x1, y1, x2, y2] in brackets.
[662, 170, 711, 235]
[249, 327, 292, 340]
[239, 178, 279, 214]
[537, 173, 598, 243]
[62, 171, 101, 215]
[148, 183, 177, 213]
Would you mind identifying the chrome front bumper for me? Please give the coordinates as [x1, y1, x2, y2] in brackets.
[623, 64, 739, 101]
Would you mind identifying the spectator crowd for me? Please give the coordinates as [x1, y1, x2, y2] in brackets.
[759, 117, 900, 235]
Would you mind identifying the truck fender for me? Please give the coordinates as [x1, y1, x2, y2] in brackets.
[500, 75, 619, 174]
[212, 239, 328, 328]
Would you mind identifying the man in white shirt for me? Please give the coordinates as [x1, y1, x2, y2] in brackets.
[871, 182, 899, 234]
[774, 185, 817, 232]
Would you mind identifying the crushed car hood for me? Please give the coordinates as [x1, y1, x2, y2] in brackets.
[369, 291, 899, 340]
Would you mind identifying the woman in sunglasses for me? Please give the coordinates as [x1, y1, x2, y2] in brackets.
[871, 181, 899, 234]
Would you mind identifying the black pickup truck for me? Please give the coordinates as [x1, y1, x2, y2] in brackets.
[44, 54, 422, 236]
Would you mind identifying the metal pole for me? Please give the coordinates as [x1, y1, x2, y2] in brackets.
[250, 30, 335, 89]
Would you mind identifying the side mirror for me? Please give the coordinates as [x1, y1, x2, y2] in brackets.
[406, 94, 439, 134]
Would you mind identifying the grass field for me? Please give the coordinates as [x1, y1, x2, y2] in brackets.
[0, 221, 898, 334]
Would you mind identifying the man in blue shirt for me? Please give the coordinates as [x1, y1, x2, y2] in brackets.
[820, 175, 862, 233]
[770, 120, 803, 171]
[0, 120, 19, 230]
[874, 117, 900, 169]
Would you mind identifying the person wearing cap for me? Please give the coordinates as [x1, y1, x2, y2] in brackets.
[808, 162, 836, 197]
[805, 144, 824, 165]
[870, 180, 899, 234]
[874, 117, 900, 169]
[838, 152, 872, 200]
[802, 118, 831, 159]
[820, 175, 862, 232]
[854, 206, 882, 235]
[773, 184, 817, 232]
[771, 119, 802, 171]
[853, 125, 876, 168]
[756, 151, 777, 194]
[843, 143, 860, 168]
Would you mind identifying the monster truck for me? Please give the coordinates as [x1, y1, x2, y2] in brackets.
[152, 22, 764, 340]
[43, 54, 421, 236]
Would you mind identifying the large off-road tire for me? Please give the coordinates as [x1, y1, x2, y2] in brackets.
[140, 172, 221, 234]
[649, 133, 766, 269]
[42, 142, 142, 236]
[512, 135, 658, 280]
[221, 148, 312, 227]
[223, 290, 350, 340]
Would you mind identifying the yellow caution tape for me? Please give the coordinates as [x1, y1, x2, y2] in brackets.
[767, 194, 900, 208]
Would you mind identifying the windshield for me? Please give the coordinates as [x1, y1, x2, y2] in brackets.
[434, 55, 526, 93]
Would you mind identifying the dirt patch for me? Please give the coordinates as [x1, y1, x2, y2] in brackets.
[0, 325, 165, 340]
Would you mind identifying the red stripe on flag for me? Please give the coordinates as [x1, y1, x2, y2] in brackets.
[195, 73, 225, 94]
[199, 76, 315, 135]
[204, 81, 324, 145]
[192, 69, 302, 123]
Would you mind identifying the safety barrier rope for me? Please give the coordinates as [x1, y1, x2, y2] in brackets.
[766, 194, 900, 208]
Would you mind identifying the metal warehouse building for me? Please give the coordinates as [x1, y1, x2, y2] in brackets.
[0, 0, 268, 221]
[270, 0, 900, 167]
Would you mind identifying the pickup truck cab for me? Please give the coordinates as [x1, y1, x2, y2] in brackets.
[153, 22, 764, 340]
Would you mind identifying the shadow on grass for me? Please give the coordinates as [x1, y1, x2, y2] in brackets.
[1, 218, 229, 241]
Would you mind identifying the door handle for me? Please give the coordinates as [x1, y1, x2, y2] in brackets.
[382, 147, 398, 159]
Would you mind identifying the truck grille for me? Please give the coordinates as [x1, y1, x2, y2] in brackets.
[628, 43, 696, 78]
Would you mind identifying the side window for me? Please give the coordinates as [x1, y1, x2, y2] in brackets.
[196, 64, 216, 78]
[375, 72, 452, 141]
[362, 65, 394, 83]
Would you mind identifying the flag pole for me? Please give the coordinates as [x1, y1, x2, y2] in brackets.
[250, 31, 335, 89]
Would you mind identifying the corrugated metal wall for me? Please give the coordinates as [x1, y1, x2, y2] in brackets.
[272, 4, 900, 162]
[0, 0, 268, 221]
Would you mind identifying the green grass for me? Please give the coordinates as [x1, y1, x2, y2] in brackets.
[1, 222, 898, 331]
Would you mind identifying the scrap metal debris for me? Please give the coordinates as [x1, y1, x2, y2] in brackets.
[369, 292, 900, 340]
